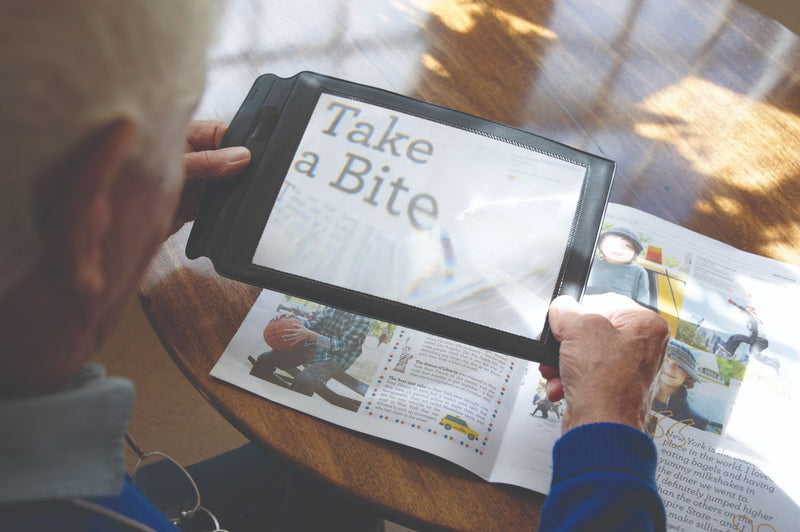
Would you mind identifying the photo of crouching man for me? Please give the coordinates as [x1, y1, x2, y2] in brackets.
[248, 305, 373, 411]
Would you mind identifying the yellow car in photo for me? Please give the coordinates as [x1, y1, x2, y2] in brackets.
[439, 414, 479, 440]
[638, 253, 688, 335]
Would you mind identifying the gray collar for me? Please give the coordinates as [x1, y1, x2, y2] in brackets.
[0, 363, 134, 504]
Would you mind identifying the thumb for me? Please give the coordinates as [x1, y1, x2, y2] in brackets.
[183, 146, 251, 181]
[547, 295, 580, 340]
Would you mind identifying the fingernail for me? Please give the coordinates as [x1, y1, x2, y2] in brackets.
[223, 146, 250, 163]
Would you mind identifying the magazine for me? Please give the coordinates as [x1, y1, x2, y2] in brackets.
[210, 202, 799, 531]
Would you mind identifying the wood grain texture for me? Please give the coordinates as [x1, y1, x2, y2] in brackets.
[141, 1, 800, 529]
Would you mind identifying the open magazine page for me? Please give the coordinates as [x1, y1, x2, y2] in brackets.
[600, 203, 799, 531]
[484, 361, 560, 494]
[209, 289, 533, 483]
[208, 201, 800, 530]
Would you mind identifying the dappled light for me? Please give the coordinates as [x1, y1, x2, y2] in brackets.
[198, 0, 800, 272]
[404, 0, 557, 125]
[494, 9, 557, 38]
[420, 0, 482, 33]
[636, 76, 800, 192]
[634, 75, 800, 263]
[421, 52, 451, 77]
[633, 75, 800, 265]
[412, 0, 558, 38]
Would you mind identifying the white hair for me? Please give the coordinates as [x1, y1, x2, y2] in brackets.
[0, 0, 224, 296]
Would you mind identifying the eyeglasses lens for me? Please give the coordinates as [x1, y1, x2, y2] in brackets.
[134, 452, 199, 523]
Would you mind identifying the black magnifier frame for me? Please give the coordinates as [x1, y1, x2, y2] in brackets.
[188, 72, 614, 365]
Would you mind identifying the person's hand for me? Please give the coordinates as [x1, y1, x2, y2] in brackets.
[170, 120, 251, 235]
[283, 324, 318, 345]
[539, 294, 669, 434]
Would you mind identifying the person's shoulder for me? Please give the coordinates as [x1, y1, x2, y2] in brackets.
[2, 481, 177, 531]
[629, 261, 648, 277]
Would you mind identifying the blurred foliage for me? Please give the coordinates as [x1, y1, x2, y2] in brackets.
[676, 320, 706, 349]
[717, 357, 746, 382]
[676, 320, 746, 384]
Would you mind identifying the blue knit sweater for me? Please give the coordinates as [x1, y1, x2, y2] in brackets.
[539, 423, 666, 531]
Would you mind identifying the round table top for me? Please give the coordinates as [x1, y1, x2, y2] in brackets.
[140, 1, 800, 529]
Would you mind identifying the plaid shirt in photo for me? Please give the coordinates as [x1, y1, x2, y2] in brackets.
[304, 307, 372, 370]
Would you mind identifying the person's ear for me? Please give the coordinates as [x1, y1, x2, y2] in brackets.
[37, 118, 138, 299]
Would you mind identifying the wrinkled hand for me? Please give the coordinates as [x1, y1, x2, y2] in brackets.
[171, 120, 251, 235]
[540, 294, 669, 434]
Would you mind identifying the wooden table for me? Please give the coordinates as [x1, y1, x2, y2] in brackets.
[140, 1, 800, 530]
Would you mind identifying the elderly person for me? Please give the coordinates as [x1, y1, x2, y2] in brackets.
[0, 2, 380, 530]
[0, 1, 671, 530]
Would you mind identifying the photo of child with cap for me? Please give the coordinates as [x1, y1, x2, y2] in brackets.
[585, 226, 651, 307]
[651, 340, 709, 430]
